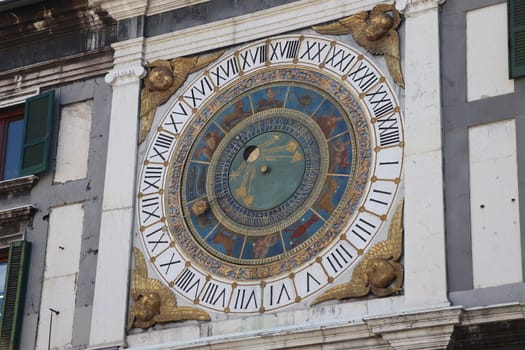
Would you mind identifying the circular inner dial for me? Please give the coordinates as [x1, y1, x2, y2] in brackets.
[208, 109, 329, 235]
[179, 81, 358, 269]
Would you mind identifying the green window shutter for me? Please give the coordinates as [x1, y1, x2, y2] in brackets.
[0, 241, 31, 350]
[509, 0, 525, 78]
[19, 90, 55, 176]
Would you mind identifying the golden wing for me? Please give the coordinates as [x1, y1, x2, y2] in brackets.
[383, 30, 405, 88]
[312, 11, 367, 35]
[386, 199, 404, 260]
[154, 278, 211, 322]
[170, 50, 225, 92]
[139, 88, 173, 143]
[311, 265, 369, 305]
[132, 247, 148, 278]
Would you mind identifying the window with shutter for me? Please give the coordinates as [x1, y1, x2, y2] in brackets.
[0, 240, 31, 350]
[0, 90, 54, 181]
[19, 90, 54, 177]
[508, 0, 525, 78]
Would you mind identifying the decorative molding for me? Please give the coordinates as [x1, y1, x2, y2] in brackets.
[128, 320, 390, 349]
[88, 0, 148, 21]
[104, 66, 146, 85]
[0, 205, 35, 222]
[125, 305, 525, 349]
[399, 0, 447, 15]
[88, 0, 210, 20]
[0, 88, 39, 109]
[0, 48, 113, 101]
[365, 307, 463, 350]
[461, 303, 525, 326]
[105, 37, 147, 85]
[0, 1, 115, 51]
[146, 0, 211, 17]
[0, 175, 39, 196]
[112, 37, 146, 67]
[143, 0, 393, 61]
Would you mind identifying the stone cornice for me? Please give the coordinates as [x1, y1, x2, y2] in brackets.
[89, 0, 148, 21]
[0, 175, 38, 196]
[147, 0, 210, 17]
[365, 307, 462, 349]
[143, 0, 392, 61]
[125, 305, 525, 349]
[461, 303, 525, 326]
[88, 0, 211, 20]
[0, 205, 35, 222]
[0, 48, 113, 101]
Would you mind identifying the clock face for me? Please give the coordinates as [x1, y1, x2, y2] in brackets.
[137, 35, 404, 314]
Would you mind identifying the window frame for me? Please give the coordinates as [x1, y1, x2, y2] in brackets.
[0, 107, 24, 181]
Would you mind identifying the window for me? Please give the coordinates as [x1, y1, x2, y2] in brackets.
[0, 241, 31, 350]
[0, 91, 54, 181]
[508, 0, 525, 78]
[0, 250, 7, 318]
[0, 107, 24, 181]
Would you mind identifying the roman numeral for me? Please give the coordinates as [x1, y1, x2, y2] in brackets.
[369, 188, 393, 206]
[141, 196, 160, 223]
[270, 40, 300, 60]
[379, 161, 400, 166]
[377, 112, 400, 147]
[348, 62, 379, 91]
[159, 253, 181, 275]
[326, 244, 353, 274]
[210, 57, 239, 86]
[366, 85, 394, 117]
[142, 165, 163, 192]
[201, 282, 227, 307]
[306, 272, 321, 293]
[145, 226, 168, 253]
[164, 102, 189, 133]
[239, 45, 266, 70]
[325, 47, 355, 73]
[184, 76, 213, 108]
[233, 288, 258, 310]
[299, 40, 328, 63]
[352, 218, 377, 243]
[150, 132, 175, 161]
[175, 269, 201, 297]
[269, 283, 292, 306]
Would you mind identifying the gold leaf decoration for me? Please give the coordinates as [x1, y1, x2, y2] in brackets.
[313, 4, 405, 88]
[128, 247, 210, 329]
[139, 50, 224, 144]
[311, 199, 404, 305]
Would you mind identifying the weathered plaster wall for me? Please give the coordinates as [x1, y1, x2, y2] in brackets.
[18, 77, 111, 350]
[441, 0, 525, 305]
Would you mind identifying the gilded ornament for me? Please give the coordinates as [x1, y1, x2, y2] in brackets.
[139, 51, 224, 143]
[313, 4, 405, 88]
[128, 248, 210, 329]
[311, 199, 404, 305]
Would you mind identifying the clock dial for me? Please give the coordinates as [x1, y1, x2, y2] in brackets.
[137, 35, 404, 314]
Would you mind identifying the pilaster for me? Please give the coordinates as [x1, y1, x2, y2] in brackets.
[399, 0, 449, 307]
[88, 37, 145, 349]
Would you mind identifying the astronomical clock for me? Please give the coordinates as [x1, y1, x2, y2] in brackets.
[133, 11, 404, 322]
